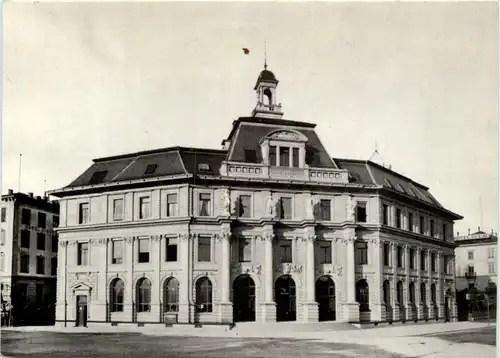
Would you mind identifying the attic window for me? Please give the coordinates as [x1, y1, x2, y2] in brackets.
[384, 178, 394, 189]
[144, 164, 157, 175]
[244, 149, 258, 163]
[88, 170, 107, 185]
[198, 163, 211, 172]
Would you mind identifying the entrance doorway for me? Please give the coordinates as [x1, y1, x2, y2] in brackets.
[233, 275, 256, 322]
[76, 295, 87, 327]
[275, 275, 296, 322]
[315, 276, 336, 321]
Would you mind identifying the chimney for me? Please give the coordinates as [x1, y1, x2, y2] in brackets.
[457, 231, 459, 237]
[478, 226, 481, 232]
[36, 196, 41, 200]
[468, 228, 471, 235]
[28, 192, 34, 198]
[7, 189, 13, 195]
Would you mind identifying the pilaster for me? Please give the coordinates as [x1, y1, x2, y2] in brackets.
[219, 230, 233, 324]
[303, 232, 318, 322]
[437, 251, 444, 319]
[391, 242, 400, 321]
[125, 236, 135, 322]
[371, 239, 385, 322]
[55, 240, 68, 327]
[416, 247, 425, 320]
[343, 236, 359, 322]
[404, 245, 411, 321]
[178, 233, 191, 324]
[261, 231, 276, 322]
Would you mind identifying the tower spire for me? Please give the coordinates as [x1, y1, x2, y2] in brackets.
[264, 41, 267, 70]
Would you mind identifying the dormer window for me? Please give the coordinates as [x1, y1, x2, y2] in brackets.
[89, 171, 107, 185]
[144, 164, 157, 175]
[198, 163, 211, 172]
[260, 130, 308, 168]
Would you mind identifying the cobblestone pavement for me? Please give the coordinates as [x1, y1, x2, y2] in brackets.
[1, 330, 403, 358]
[422, 325, 496, 346]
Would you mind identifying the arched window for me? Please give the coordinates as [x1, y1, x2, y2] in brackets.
[0, 253, 4, 271]
[409, 282, 415, 306]
[110, 278, 124, 312]
[356, 279, 369, 312]
[397, 281, 404, 304]
[383, 280, 391, 305]
[196, 277, 213, 313]
[136, 278, 151, 312]
[431, 283, 436, 304]
[420, 282, 427, 304]
[164, 278, 179, 313]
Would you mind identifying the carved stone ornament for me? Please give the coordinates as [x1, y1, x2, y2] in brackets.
[261, 233, 274, 242]
[69, 241, 78, 246]
[346, 196, 356, 221]
[91, 238, 109, 245]
[266, 193, 275, 217]
[125, 237, 135, 244]
[275, 264, 303, 274]
[223, 189, 231, 216]
[437, 251, 443, 257]
[151, 235, 162, 242]
[270, 130, 302, 141]
[305, 194, 316, 220]
[305, 234, 317, 242]
[344, 236, 357, 244]
[59, 241, 68, 247]
[336, 265, 343, 276]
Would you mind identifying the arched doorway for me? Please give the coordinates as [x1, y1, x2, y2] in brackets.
[233, 275, 256, 322]
[315, 276, 336, 321]
[397, 281, 404, 318]
[275, 275, 296, 322]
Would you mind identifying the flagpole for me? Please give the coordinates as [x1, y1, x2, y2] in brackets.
[18, 154, 22, 192]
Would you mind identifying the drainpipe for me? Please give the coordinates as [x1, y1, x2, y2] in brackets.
[64, 243, 67, 327]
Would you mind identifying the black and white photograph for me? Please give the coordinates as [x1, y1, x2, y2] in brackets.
[1, 1, 498, 357]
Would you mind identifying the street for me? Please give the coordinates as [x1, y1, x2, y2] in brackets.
[423, 325, 496, 346]
[1, 330, 402, 358]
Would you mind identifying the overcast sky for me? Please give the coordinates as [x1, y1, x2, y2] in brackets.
[3, 2, 498, 235]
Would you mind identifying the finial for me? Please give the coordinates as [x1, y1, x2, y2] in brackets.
[264, 41, 267, 70]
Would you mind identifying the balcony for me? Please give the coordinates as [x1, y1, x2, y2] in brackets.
[465, 271, 477, 279]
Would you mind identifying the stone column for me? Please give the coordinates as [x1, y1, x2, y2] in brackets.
[55, 241, 68, 328]
[178, 233, 191, 323]
[303, 233, 318, 322]
[343, 236, 359, 322]
[427, 250, 435, 319]
[262, 142, 270, 165]
[437, 251, 444, 320]
[372, 239, 385, 321]
[125, 237, 135, 322]
[261, 232, 276, 322]
[404, 245, 412, 321]
[391, 242, 400, 321]
[219, 232, 233, 323]
[299, 147, 306, 168]
[416, 247, 424, 320]
[94, 238, 108, 322]
[450, 256, 458, 322]
[150, 236, 161, 322]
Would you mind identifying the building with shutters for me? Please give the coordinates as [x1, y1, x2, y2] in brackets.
[0, 190, 59, 326]
[48, 66, 462, 328]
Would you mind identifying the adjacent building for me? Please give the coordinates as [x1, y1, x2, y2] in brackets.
[48, 66, 462, 328]
[0, 190, 59, 326]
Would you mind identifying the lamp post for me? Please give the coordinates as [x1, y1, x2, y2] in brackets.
[465, 271, 477, 321]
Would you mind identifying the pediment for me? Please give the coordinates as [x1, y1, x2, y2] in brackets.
[264, 130, 308, 143]
[70, 281, 93, 292]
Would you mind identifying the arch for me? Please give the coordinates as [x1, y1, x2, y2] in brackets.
[383, 280, 391, 306]
[397, 281, 404, 306]
[163, 277, 179, 313]
[409, 282, 416, 307]
[420, 282, 427, 304]
[233, 274, 256, 322]
[264, 129, 308, 143]
[355, 279, 369, 312]
[315, 275, 336, 321]
[275, 275, 296, 322]
[109, 278, 124, 312]
[136, 278, 151, 313]
[263, 88, 273, 106]
[195, 277, 213, 313]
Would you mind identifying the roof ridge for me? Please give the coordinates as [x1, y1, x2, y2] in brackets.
[108, 156, 140, 182]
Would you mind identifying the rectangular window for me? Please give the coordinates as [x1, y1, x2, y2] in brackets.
[279, 147, 290, 167]
[420, 250, 426, 270]
[409, 248, 415, 269]
[166, 193, 178, 217]
[78, 242, 89, 266]
[36, 256, 45, 275]
[20, 230, 30, 248]
[397, 246, 403, 268]
[138, 239, 150, 263]
[21, 208, 31, 225]
[53, 216, 59, 228]
[238, 195, 251, 218]
[488, 248, 495, 258]
[318, 199, 331, 221]
[468, 251, 474, 260]
[37, 233, 46, 251]
[382, 204, 389, 225]
[37, 212, 46, 228]
[419, 216, 425, 234]
[113, 199, 124, 220]
[166, 238, 178, 262]
[198, 193, 211, 217]
[468, 265, 475, 274]
[79, 203, 89, 224]
[431, 253, 436, 272]
[292, 148, 300, 167]
[430, 220, 435, 237]
[0, 229, 5, 245]
[51, 257, 58, 276]
[383, 243, 391, 266]
[442, 223, 447, 240]
[1, 208, 6, 222]
[279, 197, 292, 220]
[396, 208, 402, 228]
[278, 240, 292, 263]
[356, 241, 368, 265]
[269, 146, 277, 166]
[198, 236, 211, 262]
[356, 202, 367, 222]
[408, 212, 413, 232]
[51, 236, 58, 252]
[488, 263, 496, 274]
[319, 241, 332, 264]
[20, 254, 29, 273]
[238, 238, 252, 262]
[112, 240, 123, 264]
[139, 197, 150, 219]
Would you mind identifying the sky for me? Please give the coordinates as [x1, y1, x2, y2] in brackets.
[3, 1, 498, 236]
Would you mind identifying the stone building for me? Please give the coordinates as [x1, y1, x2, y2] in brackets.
[48, 67, 462, 327]
[0, 190, 59, 326]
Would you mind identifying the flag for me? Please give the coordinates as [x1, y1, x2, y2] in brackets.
[242, 48, 250, 55]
